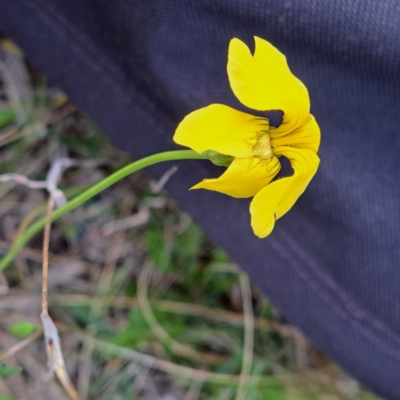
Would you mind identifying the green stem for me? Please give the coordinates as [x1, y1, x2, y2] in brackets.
[0, 150, 207, 271]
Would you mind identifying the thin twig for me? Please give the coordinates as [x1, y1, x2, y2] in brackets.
[0, 157, 86, 208]
[41, 196, 54, 313]
[40, 196, 81, 400]
[0, 173, 47, 189]
[149, 165, 178, 193]
[45, 158, 73, 207]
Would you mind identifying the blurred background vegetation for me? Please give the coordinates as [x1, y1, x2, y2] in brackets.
[0, 37, 378, 400]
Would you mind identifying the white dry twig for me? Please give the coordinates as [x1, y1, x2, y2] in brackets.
[0, 173, 47, 189]
[102, 197, 166, 235]
[149, 165, 178, 193]
[0, 157, 86, 208]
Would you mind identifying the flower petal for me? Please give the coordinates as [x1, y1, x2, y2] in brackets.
[173, 104, 269, 158]
[249, 177, 292, 238]
[227, 37, 310, 134]
[250, 147, 320, 238]
[270, 114, 321, 152]
[192, 155, 280, 198]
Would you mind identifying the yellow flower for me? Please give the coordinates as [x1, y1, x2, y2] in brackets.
[173, 37, 321, 238]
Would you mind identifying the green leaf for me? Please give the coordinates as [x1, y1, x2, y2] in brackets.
[146, 229, 169, 271]
[8, 321, 37, 338]
[0, 366, 22, 377]
[108, 309, 150, 347]
[0, 108, 16, 128]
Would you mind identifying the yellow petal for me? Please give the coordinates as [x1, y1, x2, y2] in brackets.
[192, 155, 280, 198]
[227, 37, 310, 134]
[249, 177, 292, 237]
[173, 104, 269, 158]
[274, 147, 320, 218]
[250, 147, 320, 238]
[270, 114, 321, 152]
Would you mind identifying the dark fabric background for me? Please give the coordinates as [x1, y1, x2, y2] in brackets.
[1, 1, 400, 398]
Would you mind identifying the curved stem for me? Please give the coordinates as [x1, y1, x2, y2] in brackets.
[0, 150, 207, 271]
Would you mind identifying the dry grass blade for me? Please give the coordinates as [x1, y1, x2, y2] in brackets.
[236, 272, 255, 400]
[183, 379, 204, 400]
[138, 263, 228, 366]
[65, 324, 274, 386]
[0, 329, 43, 362]
[149, 165, 178, 193]
[0, 291, 303, 338]
[41, 196, 81, 400]
[41, 196, 54, 313]
[102, 197, 166, 235]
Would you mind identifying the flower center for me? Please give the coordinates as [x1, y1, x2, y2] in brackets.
[252, 133, 273, 160]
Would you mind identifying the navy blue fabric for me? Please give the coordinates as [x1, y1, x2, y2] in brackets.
[1, 1, 400, 397]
